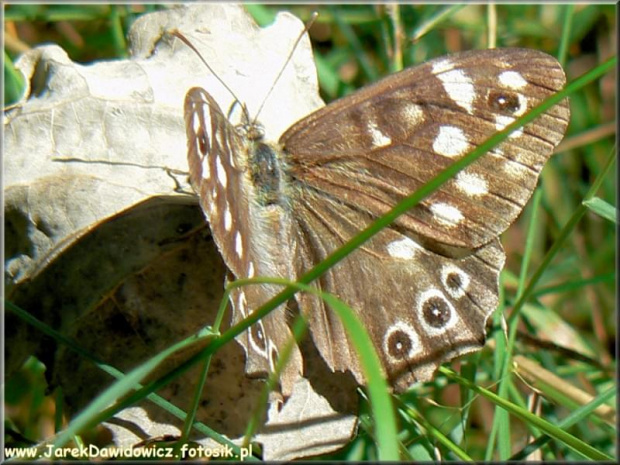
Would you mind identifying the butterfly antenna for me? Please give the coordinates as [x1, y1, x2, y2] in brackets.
[171, 30, 252, 124]
[252, 12, 318, 125]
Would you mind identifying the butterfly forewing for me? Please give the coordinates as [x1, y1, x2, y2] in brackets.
[184, 46, 569, 395]
[281, 48, 570, 250]
[184, 88, 303, 394]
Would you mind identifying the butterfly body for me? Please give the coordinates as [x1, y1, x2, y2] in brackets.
[249, 142, 283, 206]
[184, 47, 569, 394]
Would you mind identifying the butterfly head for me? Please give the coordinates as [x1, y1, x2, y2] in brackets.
[235, 119, 266, 143]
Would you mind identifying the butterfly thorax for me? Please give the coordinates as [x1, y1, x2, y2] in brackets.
[248, 141, 284, 207]
[233, 118, 292, 208]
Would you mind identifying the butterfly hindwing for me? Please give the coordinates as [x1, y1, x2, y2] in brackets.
[292, 188, 505, 391]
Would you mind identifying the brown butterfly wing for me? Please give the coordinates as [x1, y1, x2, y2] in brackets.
[291, 188, 504, 391]
[185, 88, 302, 395]
[281, 48, 569, 250]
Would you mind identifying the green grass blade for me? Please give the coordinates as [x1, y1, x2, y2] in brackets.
[510, 147, 617, 322]
[583, 196, 617, 224]
[509, 386, 616, 460]
[231, 277, 400, 461]
[5, 301, 250, 457]
[441, 368, 614, 461]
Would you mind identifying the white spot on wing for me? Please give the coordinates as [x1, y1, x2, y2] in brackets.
[237, 290, 248, 317]
[400, 103, 424, 126]
[495, 115, 523, 138]
[235, 231, 244, 257]
[433, 126, 470, 157]
[436, 69, 475, 114]
[432, 59, 454, 74]
[499, 70, 528, 90]
[224, 205, 233, 231]
[368, 120, 391, 147]
[386, 237, 422, 259]
[216, 156, 228, 187]
[268, 340, 279, 372]
[455, 171, 488, 196]
[430, 202, 464, 227]
[201, 156, 211, 180]
[192, 111, 202, 133]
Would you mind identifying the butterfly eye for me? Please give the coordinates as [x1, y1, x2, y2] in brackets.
[247, 123, 265, 141]
[235, 122, 266, 141]
[234, 123, 248, 137]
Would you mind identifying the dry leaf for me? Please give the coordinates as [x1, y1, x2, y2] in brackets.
[5, 4, 357, 459]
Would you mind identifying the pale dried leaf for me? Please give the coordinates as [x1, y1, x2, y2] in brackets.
[5, 4, 356, 460]
[257, 378, 358, 461]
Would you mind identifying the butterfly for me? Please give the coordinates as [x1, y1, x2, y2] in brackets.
[183, 46, 569, 395]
